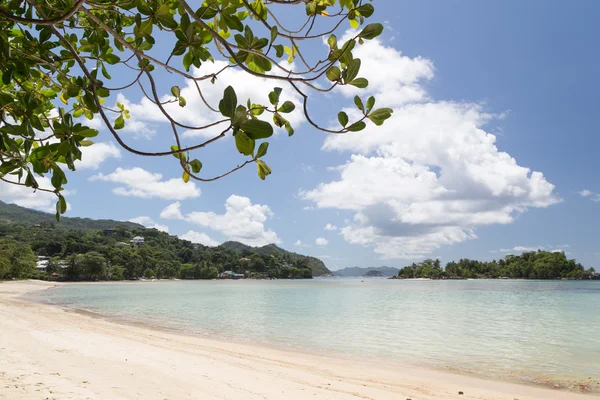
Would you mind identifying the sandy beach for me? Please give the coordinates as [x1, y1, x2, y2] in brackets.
[0, 281, 596, 400]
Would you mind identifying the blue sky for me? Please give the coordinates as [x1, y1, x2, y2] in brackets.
[3, 0, 600, 270]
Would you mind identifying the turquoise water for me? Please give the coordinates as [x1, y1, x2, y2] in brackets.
[37, 278, 600, 391]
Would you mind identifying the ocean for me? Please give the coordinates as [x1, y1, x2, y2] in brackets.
[35, 278, 600, 392]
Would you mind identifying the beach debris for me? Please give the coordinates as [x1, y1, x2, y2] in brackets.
[458, 391, 464, 395]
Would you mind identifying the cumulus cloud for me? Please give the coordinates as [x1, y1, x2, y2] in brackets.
[302, 37, 560, 259]
[90, 167, 200, 200]
[180, 230, 220, 247]
[160, 202, 184, 220]
[0, 176, 71, 213]
[128, 216, 169, 233]
[315, 237, 328, 246]
[324, 223, 338, 231]
[114, 61, 303, 140]
[178, 195, 279, 246]
[579, 189, 600, 202]
[76, 142, 121, 170]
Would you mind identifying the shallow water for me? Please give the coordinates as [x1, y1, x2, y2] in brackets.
[37, 278, 600, 392]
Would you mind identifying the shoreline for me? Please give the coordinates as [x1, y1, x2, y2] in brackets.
[1, 280, 597, 400]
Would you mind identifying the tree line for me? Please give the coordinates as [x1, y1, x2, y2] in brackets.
[397, 251, 598, 280]
[0, 222, 313, 281]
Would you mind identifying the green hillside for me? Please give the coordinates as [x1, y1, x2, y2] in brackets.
[219, 241, 332, 277]
[0, 201, 142, 231]
[0, 202, 331, 280]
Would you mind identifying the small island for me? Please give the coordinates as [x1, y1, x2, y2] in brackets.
[391, 253, 598, 280]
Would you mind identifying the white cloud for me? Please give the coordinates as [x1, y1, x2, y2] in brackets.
[90, 167, 200, 200]
[579, 189, 600, 202]
[315, 237, 328, 246]
[302, 38, 560, 259]
[160, 202, 184, 220]
[76, 142, 121, 170]
[115, 61, 303, 140]
[186, 195, 279, 246]
[295, 240, 303, 247]
[180, 230, 219, 247]
[128, 216, 169, 233]
[495, 244, 570, 254]
[0, 176, 71, 213]
[324, 223, 338, 231]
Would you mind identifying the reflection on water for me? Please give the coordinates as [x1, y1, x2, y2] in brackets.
[38, 278, 600, 392]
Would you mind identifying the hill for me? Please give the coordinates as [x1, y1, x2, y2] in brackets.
[0, 201, 142, 231]
[0, 202, 329, 280]
[363, 270, 386, 277]
[219, 241, 332, 277]
[334, 266, 400, 277]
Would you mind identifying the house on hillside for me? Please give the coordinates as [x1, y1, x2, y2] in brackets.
[35, 256, 49, 271]
[219, 270, 245, 280]
[130, 236, 145, 245]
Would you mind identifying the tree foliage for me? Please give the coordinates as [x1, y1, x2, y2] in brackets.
[0, 219, 323, 280]
[398, 251, 598, 280]
[0, 0, 391, 220]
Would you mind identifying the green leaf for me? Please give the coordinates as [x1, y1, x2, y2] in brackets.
[268, 87, 282, 106]
[183, 51, 193, 71]
[359, 23, 384, 40]
[366, 96, 375, 113]
[368, 108, 394, 126]
[182, 170, 190, 183]
[356, 4, 375, 17]
[235, 131, 255, 156]
[51, 166, 66, 189]
[348, 78, 369, 88]
[171, 86, 181, 98]
[326, 66, 341, 81]
[285, 121, 294, 136]
[270, 26, 278, 43]
[247, 54, 272, 74]
[189, 159, 202, 173]
[338, 111, 348, 127]
[344, 59, 361, 83]
[273, 44, 284, 58]
[58, 195, 67, 214]
[223, 14, 244, 31]
[219, 86, 237, 117]
[354, 96, 364, 113]
[196, 6, 218, 19]
[80, 140, 94, 147]
[114, 115, 125, 130]
[327, 34, 337, 50]
[256, 142, 269, 159]
[277, 101, 295, 113]
[156, 4, 178, 29]
[347, 121, 366, 132]
[241, 119, 273, 139]
[171, 145, 184, 160]
[103, 53, 120, 65]
[349, 18, 359, 29]
[76, 128, 99, 138]
[256, 160, 271, 180]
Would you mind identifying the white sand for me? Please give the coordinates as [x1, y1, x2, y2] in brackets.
[0, 280, 595, 400]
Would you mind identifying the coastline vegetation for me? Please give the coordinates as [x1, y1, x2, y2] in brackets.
[0, 221, 317, 282]
[396, 252, 598, 280]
